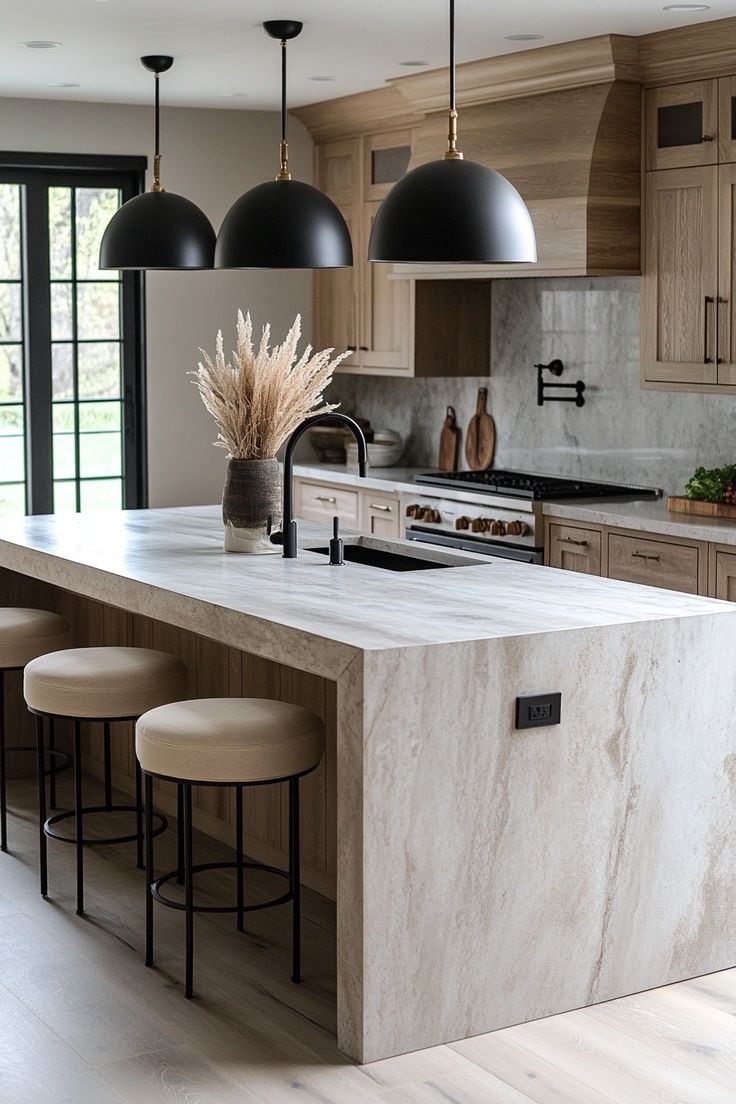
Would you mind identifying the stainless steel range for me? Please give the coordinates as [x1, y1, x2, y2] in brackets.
[402, 470, 660, 563]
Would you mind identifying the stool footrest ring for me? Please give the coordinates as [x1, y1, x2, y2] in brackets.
[44, 805, 167, 846]
[152, 859, 292, 915]
[7, 745, 72, 777]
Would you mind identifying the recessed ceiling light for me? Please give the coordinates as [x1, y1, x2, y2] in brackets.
[221, 92, 248, 98]
[398, 60, 429, 67]
[662, 3, 710, 9]
[309, 75, 336, 82]
[48, 81, 80, 88]
[20, 40, 62, 49]
[502, 33, 544, 41]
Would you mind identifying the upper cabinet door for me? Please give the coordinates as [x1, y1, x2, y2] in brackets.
[717, 164, 736, 384]
[359, 201, 412, 374]
[642, 166, 719, 386]
[363, 130, 413, 202]
[646, 81, 718, 171]
[316, 139, 361, 205]
[719, 76, 736, 165]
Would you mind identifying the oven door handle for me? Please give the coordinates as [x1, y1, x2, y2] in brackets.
[405, 527, 542, 564]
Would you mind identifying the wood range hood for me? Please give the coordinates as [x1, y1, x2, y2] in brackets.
[295, 23, 736, 279]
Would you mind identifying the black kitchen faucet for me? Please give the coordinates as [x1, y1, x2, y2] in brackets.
[274, 413, 368, 558]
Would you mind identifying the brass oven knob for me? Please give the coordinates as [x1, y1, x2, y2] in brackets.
[489, 520, 506, 536]
[455, 516, 470, 530]
[470, 517, 485, 533]
[406, 504, 421, 517]
[506, 520, 527, 537]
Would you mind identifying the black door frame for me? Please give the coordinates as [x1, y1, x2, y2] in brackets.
[0, 151, 147, 512]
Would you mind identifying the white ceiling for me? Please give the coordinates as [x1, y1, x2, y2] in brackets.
[0, 1, 731, 112]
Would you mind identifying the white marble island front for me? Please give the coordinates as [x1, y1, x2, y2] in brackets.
[0, 504, 735, 1063]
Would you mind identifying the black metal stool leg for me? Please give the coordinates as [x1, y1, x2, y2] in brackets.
[0, 670, 6, 853]
[135, 759, 144, 869]
[176, 784, 184, 885]
[73, 720, 84, 916]
[289, 777, 301, 984]
[236, 786, 244, 932]
[36, 715, 47, 896]
[48, 717, 57, 810]
[103, 721, 112, 810]
[183, 783, 194, 998]
[145, 773, 154, 967]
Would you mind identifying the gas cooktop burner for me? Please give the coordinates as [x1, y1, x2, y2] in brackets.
[415, 469, 660, 501]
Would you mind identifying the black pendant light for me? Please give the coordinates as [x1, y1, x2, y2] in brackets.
[215, 21, 352, 269]
[368, 0, 537, 265]
[99, 56, 216, 270]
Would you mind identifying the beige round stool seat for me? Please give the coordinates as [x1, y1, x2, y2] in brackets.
[24, 646, 188, 719]
[0, 608, 72, 669]
[136, 697, 324, 783]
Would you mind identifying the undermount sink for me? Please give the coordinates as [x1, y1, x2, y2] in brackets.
[307, 544, 454, 572]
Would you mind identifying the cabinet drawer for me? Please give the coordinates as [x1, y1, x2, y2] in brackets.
[607, 533, 700, 593]
[713, 550, 736, 602]
[294, 481, 359, 528]
[360, 491, 400, 538]
[547, 524, 601, 575]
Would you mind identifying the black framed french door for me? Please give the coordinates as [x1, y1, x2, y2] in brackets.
[0, 152, 147, 516]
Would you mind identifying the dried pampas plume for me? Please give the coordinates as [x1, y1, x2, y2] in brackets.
[193, 311, 347, 460]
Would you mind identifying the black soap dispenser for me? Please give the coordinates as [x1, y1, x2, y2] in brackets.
[329, 516, 344, 566]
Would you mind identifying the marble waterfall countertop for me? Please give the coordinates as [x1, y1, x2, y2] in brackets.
[0, 506, 731, 675]
[295, 462, 736, 546]
[3, 503, 736, 1064]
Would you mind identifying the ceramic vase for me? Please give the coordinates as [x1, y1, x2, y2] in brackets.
[222, 458, 282, 554]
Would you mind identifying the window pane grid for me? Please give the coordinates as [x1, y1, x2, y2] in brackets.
[50, 184, 124, 513]
[0, 183, 26, 514]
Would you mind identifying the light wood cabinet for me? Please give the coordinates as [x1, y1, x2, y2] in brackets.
[293, 479, 360, 531]
[711, 548, 736, 601]
[360, 492, 401, 538]
[314, 139, 360, 371]
[293, 477, 400, 538]
[359, 201, 412, 373]
[546, 522, 602, 575]
[645, 81, 718, 171]
[717, 163, 736, 384]
[313, 128, 490, 378]
[642, 75, 736, 393]
[607, 531, 705, 594]
[642, 166, 719, 387]
[314, 129, 413, 377]
[719, 75, 736, 164]
[547, 514, 717, 598]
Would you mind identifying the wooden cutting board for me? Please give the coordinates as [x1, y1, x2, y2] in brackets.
[667, 496, 736, 519]
[438, 406, 460, 472]
[465, 387, 496, 470]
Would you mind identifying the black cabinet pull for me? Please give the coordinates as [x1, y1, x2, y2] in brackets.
[704, 295, 715, 364]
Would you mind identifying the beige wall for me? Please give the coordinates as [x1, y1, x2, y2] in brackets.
[0, 98, 313, 506]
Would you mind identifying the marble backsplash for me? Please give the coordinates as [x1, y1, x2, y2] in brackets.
[327, 277, 736, 496]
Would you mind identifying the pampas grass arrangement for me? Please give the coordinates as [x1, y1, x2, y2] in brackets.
[193, 310, 348, 460]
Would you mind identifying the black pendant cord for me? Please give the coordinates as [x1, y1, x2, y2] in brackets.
[449, 0, 455, 113]
[278, 38, 291, 180]
[153, 72, 162, 190]
[445, 0, 462, 159]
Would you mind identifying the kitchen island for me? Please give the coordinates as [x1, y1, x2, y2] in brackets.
[0, 504, 734, 1063]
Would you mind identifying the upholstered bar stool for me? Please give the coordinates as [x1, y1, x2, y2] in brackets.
[24, 646, 188, 915]
[0, 608, 72, 852]
[136, 697, 325, 999]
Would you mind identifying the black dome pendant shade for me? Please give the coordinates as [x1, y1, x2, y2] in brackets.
[99, 56, 216, 270]
[368, 1, 537, 265]
[215, 21, 352, 270]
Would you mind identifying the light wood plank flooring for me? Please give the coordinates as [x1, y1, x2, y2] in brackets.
[1, 771, 735, 1104]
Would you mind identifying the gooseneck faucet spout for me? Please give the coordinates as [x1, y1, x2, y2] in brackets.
[280, 413, 368, 558]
